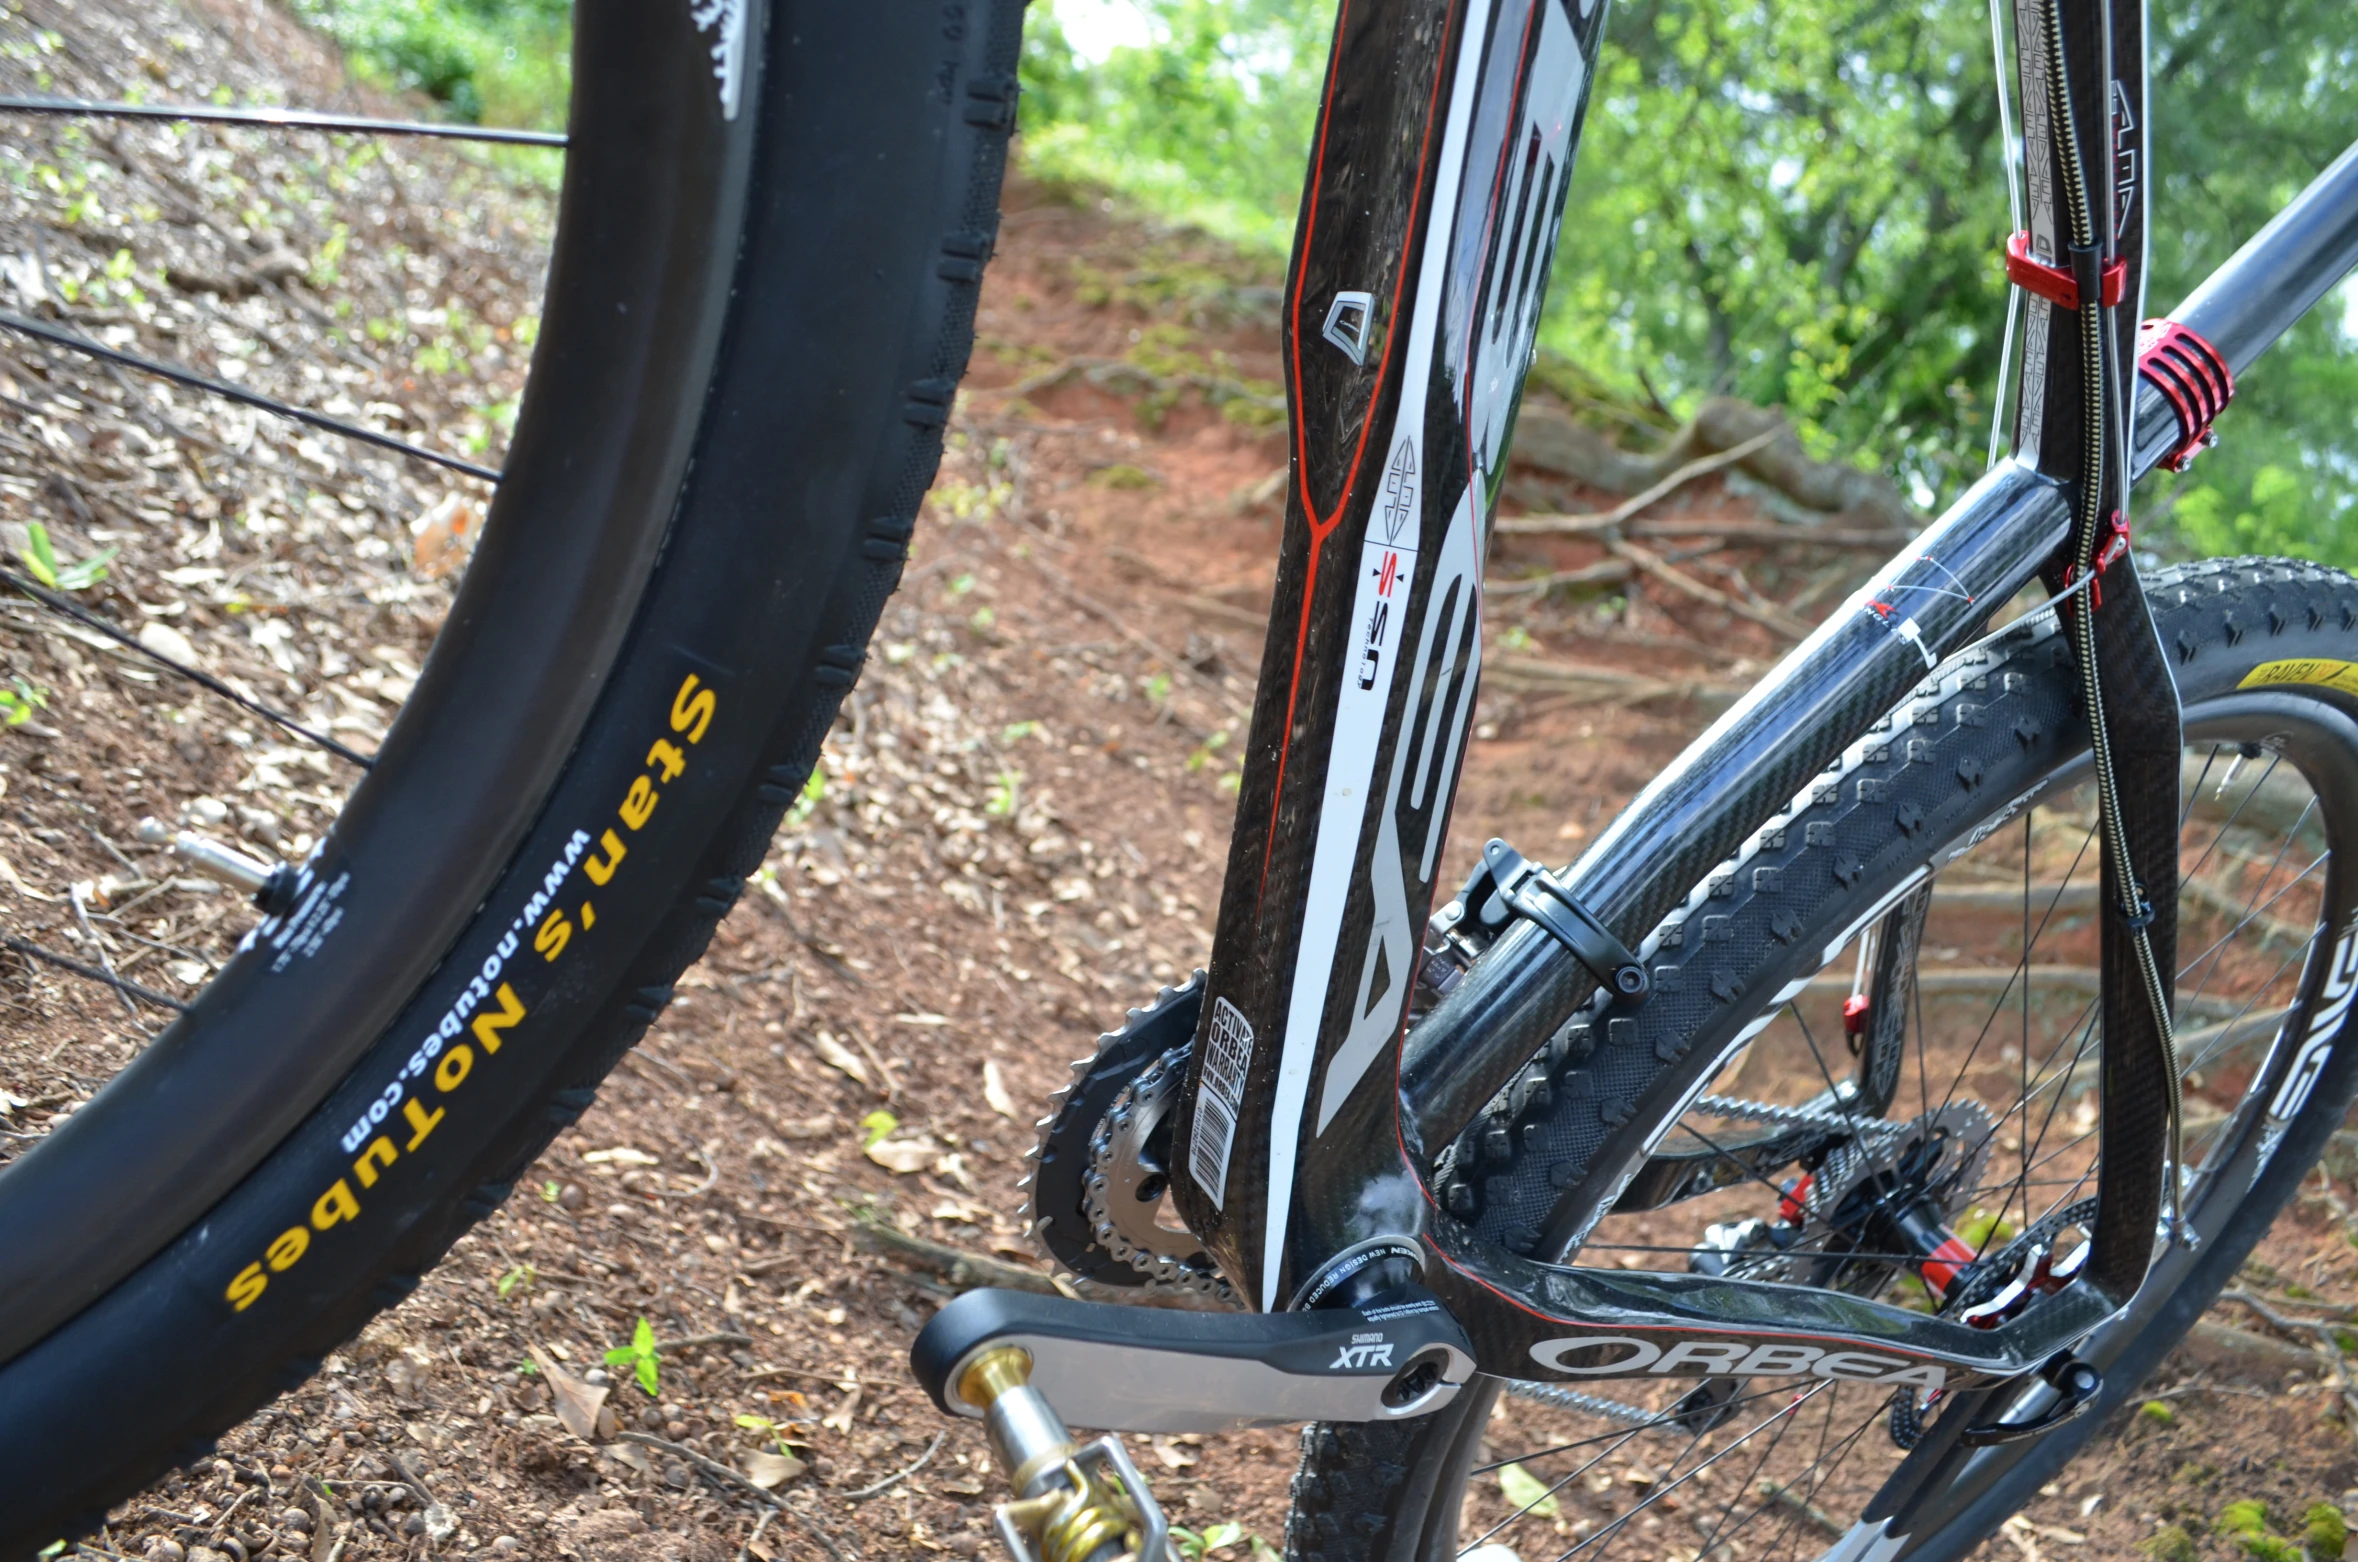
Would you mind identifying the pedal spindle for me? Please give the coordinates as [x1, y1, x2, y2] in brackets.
[958, 1346, 1171, 1562]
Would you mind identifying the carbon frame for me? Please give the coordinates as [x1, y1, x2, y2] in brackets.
[1172, 0, 2358, 1392]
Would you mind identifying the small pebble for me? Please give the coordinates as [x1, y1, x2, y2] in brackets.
[491, 1538, 523, 1557]
[557, 1183, 585, 1211]
[146, 1541, 186, 1562]
[281, 1507, 313, 1533]
[665, 1420, 689, 1440]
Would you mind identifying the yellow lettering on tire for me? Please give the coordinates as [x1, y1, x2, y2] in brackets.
[402, 1095, 445, 1150]
[266, 1227, 310, 1272]
[585, 828, 627, 885]
[226, 1262, 268, 1312]
[312, 1178, 361, 1231]
[470, 983, 526, 1053]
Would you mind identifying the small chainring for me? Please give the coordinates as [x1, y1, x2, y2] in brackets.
[1083, 1040, 1235, 1302]
[1022, 971, 1231, 1300]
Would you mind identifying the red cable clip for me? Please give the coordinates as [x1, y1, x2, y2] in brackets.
[2063, 513, 2132, 610]
[2136, 318, 2235, 472]
[2004, 232, 2124, 311]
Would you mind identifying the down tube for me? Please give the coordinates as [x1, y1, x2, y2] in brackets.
[1169, 0, 1611, 1312]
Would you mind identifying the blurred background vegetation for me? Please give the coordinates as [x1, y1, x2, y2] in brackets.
[302, 0, 2356, 566]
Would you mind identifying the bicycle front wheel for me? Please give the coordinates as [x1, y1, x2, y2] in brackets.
[0, 0, 1023, 1543]
[1292, 558, 2358, 1562]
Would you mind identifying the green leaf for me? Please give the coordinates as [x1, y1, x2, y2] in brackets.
[54, 545, 115, 590]
[20, 522, 59, 588]
[1199, 1522, 1245, 1553]
[860, 1110, 899, 1148]
[1497, 1461, 1560, 1518]
[605, 1315, 662, 1396]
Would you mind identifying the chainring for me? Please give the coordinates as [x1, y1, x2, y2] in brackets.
[1021, 971, 1229, 1297]
[1082, 1040, 1236, 1302]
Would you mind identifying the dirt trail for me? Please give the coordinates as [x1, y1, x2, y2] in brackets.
[5, 3, 2358, 1560]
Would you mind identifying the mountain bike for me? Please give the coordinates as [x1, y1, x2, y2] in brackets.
[3, 0, 2358, 1557]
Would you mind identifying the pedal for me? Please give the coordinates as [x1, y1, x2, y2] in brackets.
[956, 1346, 1171, 1562]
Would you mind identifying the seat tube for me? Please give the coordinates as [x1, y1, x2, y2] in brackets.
[1168, 0, 1613, 1312]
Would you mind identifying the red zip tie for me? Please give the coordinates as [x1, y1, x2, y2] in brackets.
[2004, 232, 2124, 311]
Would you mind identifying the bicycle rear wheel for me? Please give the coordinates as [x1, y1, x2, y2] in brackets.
[1292, 558, 2358, 1561]
[0, 0, 1025, 1543]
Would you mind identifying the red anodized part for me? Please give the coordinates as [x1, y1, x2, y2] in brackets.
[2004, 231, 2125, 311]
[2136, 318, 2236, 472]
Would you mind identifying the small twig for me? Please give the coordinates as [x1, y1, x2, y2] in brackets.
[851, 1217, 1065, 1296]
[1496, 427, 1784, 537]
[2219, 1290, 2358, 1423]
[69, 883, 139, 1019]
[650, 1142, 721, 1200]
[844, 1431, 945, 1501]
[613, 1431, 855, 1562]
[1756, 1479, 1844, 1539]
[737, 1507, 775, 1562]
[1608, 536, 1813, 640]
[658, 1330, 755, 1353]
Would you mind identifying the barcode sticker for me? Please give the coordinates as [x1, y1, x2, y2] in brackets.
[1189, 996, 1256, 1209]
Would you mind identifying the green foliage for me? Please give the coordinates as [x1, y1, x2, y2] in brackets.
[287, 0, 570, 128]
[0, 678, 47, 728]
[2139, 1398, 2177, 1426]
[15, 521, 114, 591]
[2137, 1525, 2199, 1562]
[604, 1315, 661, 1397]
[2308, 1504, 2349, 1561]
[2219, 1500, 2273, 1538]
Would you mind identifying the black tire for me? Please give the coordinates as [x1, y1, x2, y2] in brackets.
[1291, 557, 2358, 1562]
[0, 0, 1026, 1546]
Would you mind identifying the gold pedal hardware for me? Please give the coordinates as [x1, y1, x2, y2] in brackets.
[957, 1346, 1172, 1562]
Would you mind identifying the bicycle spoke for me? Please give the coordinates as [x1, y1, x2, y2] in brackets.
[0, 95, 567, 146]
[2, 936, 188, 1014]
[0, 564, 371, 767]
[0, 309, 501, 483]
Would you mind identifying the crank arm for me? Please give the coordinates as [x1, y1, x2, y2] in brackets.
[911, 1285, 1475, 1434]
[1420, 1225, 2116, 1393]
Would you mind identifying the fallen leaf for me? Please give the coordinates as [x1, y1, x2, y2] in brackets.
[604, 1442, 654, 1476]
[983, 1059, 1017, 1118]
[1148, 1436, 1198, 1470]
[1498, 1462, 1560, 1517]
[583, 1147, 660, 1167]
[743, 1449, 807, 1490]
[411, 492, 481, 579]
[821, 1383, 862, 1432]
[0, 856, 56, 902]
[137, 619, 199, 666]
[866, 1135, 939, 1175]
[529, 1345, 610, 1441]
[808, 1030, 870, 1086]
